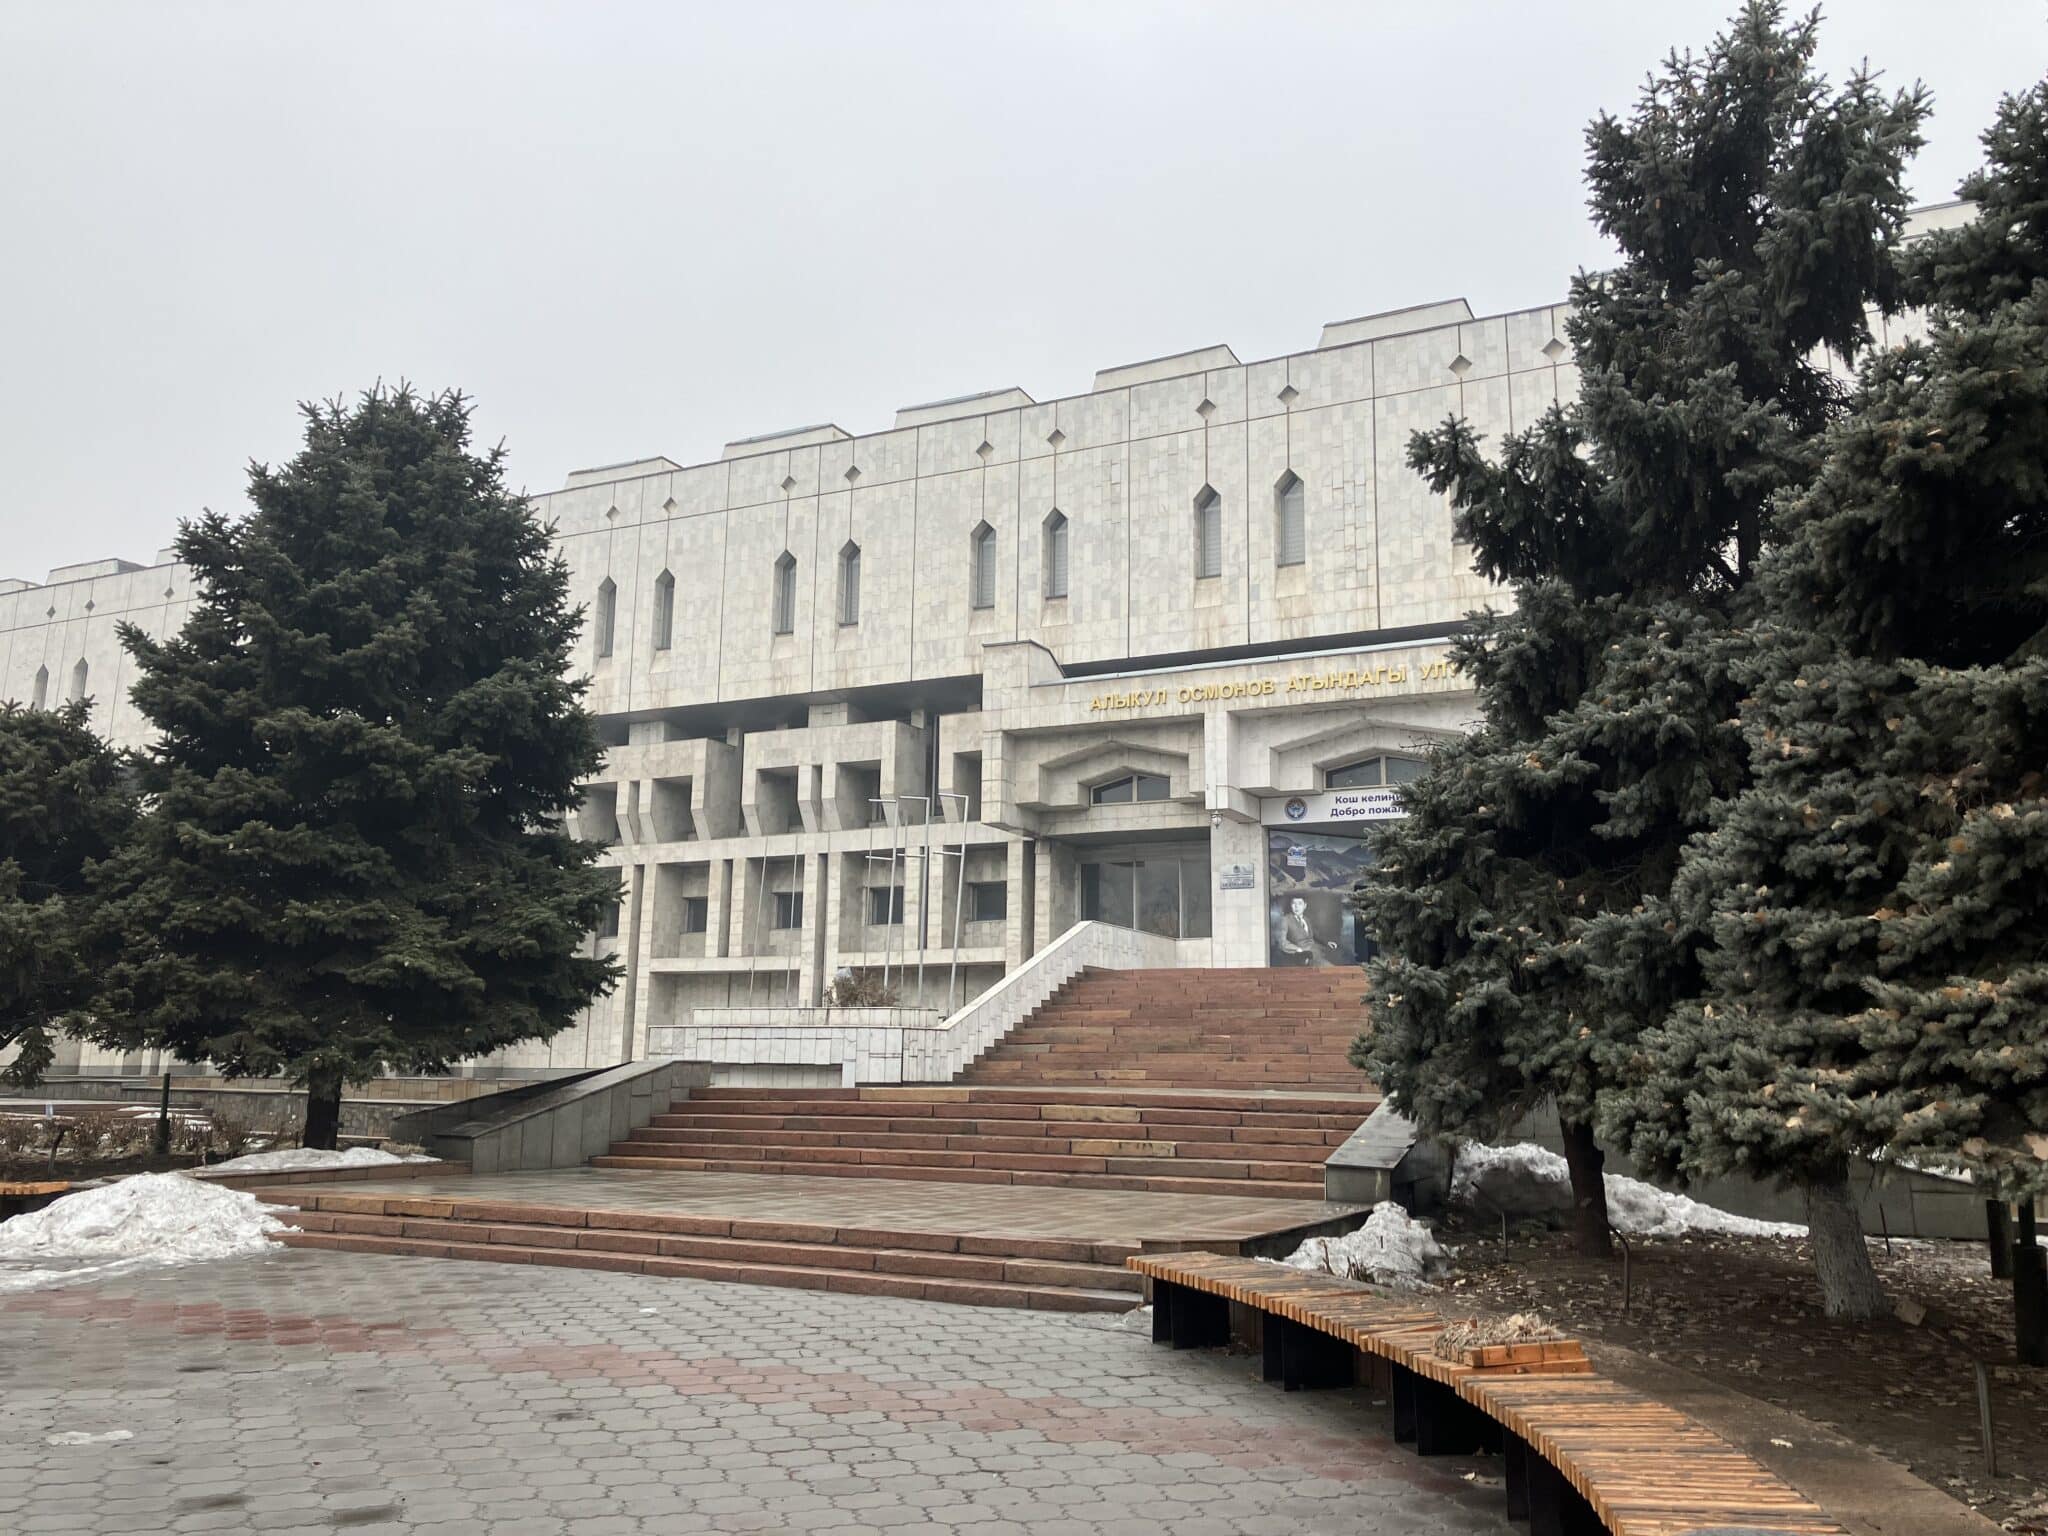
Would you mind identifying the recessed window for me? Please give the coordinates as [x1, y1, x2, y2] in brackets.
[970, 521, 997, 610]
[1275, 472, 1306, 567]
[772, 551, 797, 635]
[1092, 772, 1171, 805]
[867, 885, 904, 925]
[772, 890, 804, 929]
[1326, 755, 1426, 789]
[597, 898, 621, 939]
[1042, 510, 1069, 599]
[679, 896, 709, 935]
[594, 577, 617, 659]
[1194, 487, 1222, 579]
[67, 658, 87, 702]
[966, 881, 1007, 923]
[651, 569, 675, 652]
[31, 665, 47, 709]
[838, 541, 861, 626]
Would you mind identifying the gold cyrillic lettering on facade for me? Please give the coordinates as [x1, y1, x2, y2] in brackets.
[1092, 657, 1451, 712]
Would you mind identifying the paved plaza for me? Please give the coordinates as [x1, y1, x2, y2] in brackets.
[0, 1248, 1513, 1536]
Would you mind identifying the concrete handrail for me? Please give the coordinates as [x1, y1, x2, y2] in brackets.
[645, 920, 1181, 1085]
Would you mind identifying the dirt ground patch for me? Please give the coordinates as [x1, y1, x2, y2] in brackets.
[1437, 1223, 2047, 1530]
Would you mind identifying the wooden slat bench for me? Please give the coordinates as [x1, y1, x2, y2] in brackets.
[1130, 1251, 1847, 1536]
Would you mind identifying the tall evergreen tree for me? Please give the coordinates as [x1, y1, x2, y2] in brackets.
[1623, 78, 2048, 1322]
[81, 387, 618, 1147]
[1354, 3, 1925, 1261]
[0, 701, 133, 1087]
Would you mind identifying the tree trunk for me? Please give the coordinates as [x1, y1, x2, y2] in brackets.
[1557, 1114, 1614, 1260]
[1805, 1169, 1888, 1318]
[302, 1063, 344, 1151]
[1987, 1200, 2013, 1280]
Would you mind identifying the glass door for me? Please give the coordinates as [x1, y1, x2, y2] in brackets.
[1078, 845, 1211, 939]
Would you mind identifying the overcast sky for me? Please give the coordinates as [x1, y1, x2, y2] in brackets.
[2, 1, 2042, 583]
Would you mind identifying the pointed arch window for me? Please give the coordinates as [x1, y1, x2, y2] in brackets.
[838, 541, 861, 626]
[1194, 487, 1222, 579]
[68, 658, 88, 702]
[651, 569, 675, 652]
[1275, 472, 1306, 567]
[772, 551, 797, 635]
[970, 522, 997, 610]
[32, 665, 48, 709]
[1042, 510, 1069, 599]
[594, 577, 617, 659]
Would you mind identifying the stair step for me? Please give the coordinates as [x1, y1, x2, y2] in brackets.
[651, 1122, 1359, 1146]
[601, 1140, 1321, 1181]
[287, 1210, 1145, 1293]
[278, 1231, 1137, 1312]
[586, 1153, 1331, 1199]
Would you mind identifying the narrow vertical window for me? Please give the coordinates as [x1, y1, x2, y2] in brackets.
[1042, 510, 1069, 599]
[32, 665, 48, 709]
[838, 541, 861, 625]
[68, 658, 88, 702]
[1194, 487, 1222, 579]
[772, 551, 797, 634]
[594, 577, 616, 659]
[970, 522, 997, 610]
[651, 569, 674, 652]
[1275, 472, 1306, 567]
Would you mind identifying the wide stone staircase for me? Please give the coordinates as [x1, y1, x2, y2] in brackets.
[262, 966, 1379, 1311]
[592, 1085, 1373, 1200]
[589, 967, 1377, 1201]
[963, 966, 1371, 1092]
[279, 1189, 1144, 1312]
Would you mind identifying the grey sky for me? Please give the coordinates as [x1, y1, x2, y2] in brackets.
[3, 1, 2042, 584]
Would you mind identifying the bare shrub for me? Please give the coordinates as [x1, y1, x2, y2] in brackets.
[0, 1115, 48, 1175]
[68, 1109, 155, 1162]
[823, 970, 900, 1008]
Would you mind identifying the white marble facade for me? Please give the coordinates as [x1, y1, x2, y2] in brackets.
[4, 292, 1579, 1076]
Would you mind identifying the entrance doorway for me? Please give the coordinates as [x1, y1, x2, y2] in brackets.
[1078, 844, 1212, 939]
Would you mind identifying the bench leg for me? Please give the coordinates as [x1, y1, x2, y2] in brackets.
[1262, 1315, 1283, 1383]
[1391, 1365, 1417, 1443]
[1275, 1316, 1351, 1391]
[1152, 1280, 1176, 1344]
[1526, 1449, 1601, 1536]
[1167, 1285, 1229, 1350]
[1503, 1433, 1529, 1520]
[1412, 1376, 1486, 1456]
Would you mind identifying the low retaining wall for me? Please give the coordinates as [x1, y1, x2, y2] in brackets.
[388, 1059, 711, 1172]
[646, 921, 1181, 1086]
[1504, 1113, 1991, 1241]
[8, 1079, 495, 1140]
[1332, 1104, 1993, 1241]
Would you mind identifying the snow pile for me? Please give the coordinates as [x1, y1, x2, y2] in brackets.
[204, 1146, 434, 1175]
[1283, 1202, 1449, 1289]
[1453, 1141, 1804, 1239]
[0, 1173, 292, 1292]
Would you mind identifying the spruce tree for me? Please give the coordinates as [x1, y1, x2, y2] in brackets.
[1354, 2, 1925, 1260]
[0, 701, 133, 1087]
[1624, 79, 2048, 1325]
[81, 387, 618, 1147]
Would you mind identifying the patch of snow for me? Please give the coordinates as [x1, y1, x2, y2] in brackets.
[1283, 1202, 1449, 1289]
[1452, 1141, 1805, 1239]
[45, 1430, 132, 1447]
[202, 1146, 435, 1174]
[0, 1172, 293, 1293]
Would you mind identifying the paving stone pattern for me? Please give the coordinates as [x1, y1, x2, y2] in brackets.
[0, 1248, 1513, 1535]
